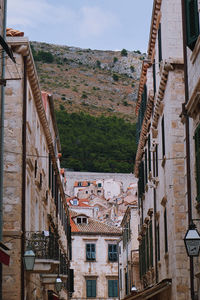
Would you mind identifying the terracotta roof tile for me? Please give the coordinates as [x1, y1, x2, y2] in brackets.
[6, 28, 24, 37]
[70, 210, 121, 235]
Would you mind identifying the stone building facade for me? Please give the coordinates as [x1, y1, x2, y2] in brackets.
[119, 205, 139, 300]
[181, 0, 200, 299]
[129, 0, 190, 300]
[70, 210, 121, 300]
[2, 33, 71, 300]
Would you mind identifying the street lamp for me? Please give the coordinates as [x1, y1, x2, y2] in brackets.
[184, 223, 200, 257]
[55, 276, 62, 292]
[23, 248, 35, 270]
[131, 285, 138, 294]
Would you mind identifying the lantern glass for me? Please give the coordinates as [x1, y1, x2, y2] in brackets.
[184, 224, 200, 257]
[24, 249, 35, 270]
[55, 277, 62, 292]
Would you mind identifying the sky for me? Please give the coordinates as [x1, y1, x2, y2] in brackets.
[7, 0, 154, 53]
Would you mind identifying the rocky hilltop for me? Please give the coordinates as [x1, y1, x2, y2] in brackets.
[31, 42, 145, 122]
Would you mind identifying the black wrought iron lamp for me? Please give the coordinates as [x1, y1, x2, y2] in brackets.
[184, 223, 200, 257]
[23, 248, 35, 270]
[55, 276, 63, 293]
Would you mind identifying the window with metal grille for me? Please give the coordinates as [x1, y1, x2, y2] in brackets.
[108, 280, 118, 298]
[185, 0, 199, 50]
[86, 244, 96, 261]
[86, 279, 96, 298]
[108, 244, 117, 262]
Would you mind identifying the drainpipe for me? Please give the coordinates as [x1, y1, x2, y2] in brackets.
[181, 1, 194, 299]
[21, 55, 27, 300]
[0, 0, 7, 297]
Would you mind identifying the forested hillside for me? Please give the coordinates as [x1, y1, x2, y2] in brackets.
[56, 111, 137, 173]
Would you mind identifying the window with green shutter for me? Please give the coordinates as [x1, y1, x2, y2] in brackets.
[185, 0, 199, 51]
[86, 244, 96, 261]
[86, 279, 96, 298]
[195, 125, 200, 201]
[108, 280, 118, 298]
[108, 244, 117, 262]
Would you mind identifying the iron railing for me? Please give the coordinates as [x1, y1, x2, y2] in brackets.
[25, 231, 59, 260]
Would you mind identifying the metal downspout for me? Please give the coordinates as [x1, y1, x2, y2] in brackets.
[0, 0, 7, 298]
[181, 1, 194, 299]
[21, 55, 27, 300]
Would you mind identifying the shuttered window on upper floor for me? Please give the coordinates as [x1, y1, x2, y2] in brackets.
[185, 0, 199, 51]
[86, 279, 96, 298]
[158, 23, 162, 64]
[195, 124, 200, 202]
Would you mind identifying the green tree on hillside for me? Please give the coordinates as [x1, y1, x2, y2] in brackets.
[55, 111, 137, 173]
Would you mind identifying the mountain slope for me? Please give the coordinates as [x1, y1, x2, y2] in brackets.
[31, 42, 144, 123]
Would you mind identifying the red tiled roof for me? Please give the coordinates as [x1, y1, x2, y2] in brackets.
[66, 197, 90, 207]
[6, 28, 24, 37]
[69, 210, 121, 235]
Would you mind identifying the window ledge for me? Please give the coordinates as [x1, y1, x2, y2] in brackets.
[190, 35, 200, 64]
[85, 260, 97, 263]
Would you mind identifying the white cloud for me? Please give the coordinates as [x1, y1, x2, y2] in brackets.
[79, 6, 118, 38]
[7, 0, 77, 29]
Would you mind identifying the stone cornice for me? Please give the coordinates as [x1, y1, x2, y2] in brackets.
[134, 92, 154, 176]
[7, 37, 66, 205]
[147, 0, 162, 60]
[135, 61, 150, 115]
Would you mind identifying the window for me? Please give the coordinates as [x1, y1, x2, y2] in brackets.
[108, 244, 117, 262]
[73, 199, 78, 205]
[195, 125, 200, 202]
[145, 149, 148, 184]
[148, 135, 151, 172]
[86, 279, 96, 298]
[149, 220, 153, 267]
[153, 59, 156, 96]
[76, 216, 88, 224]
[98, 183, 102, 187]
[185, 0, 199, 51]
[86, 244, 96, 261]
[156, 223, 160, 261]
[108, 280, 118, 298]
[161, 116, 165, 158]
[164, 208, 168, 253]
[158, 23, 162, 64]
[78, 182, 82, 187]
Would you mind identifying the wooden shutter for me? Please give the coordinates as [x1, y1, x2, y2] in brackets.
[87, 280, 96, 298]
[108, 280, 118, 297]
[185, 0, 199, 50]
[195, 125, 200, 201]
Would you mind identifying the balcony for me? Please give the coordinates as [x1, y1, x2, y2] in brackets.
[25, 231, 60, 273]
